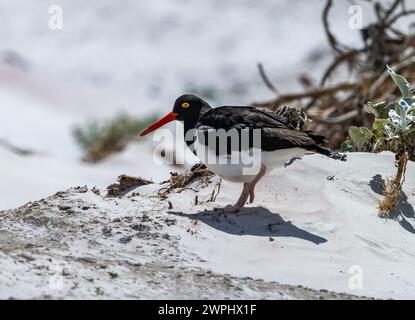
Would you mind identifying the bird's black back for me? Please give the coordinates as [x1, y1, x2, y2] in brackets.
[195, 106, 328, 155]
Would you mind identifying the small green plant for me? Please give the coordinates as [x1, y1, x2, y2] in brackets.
[73, 113, 159, 163]
[108, 271, 119, 279]
[95, 287, 105, 296]
[342, 65, 415, 216]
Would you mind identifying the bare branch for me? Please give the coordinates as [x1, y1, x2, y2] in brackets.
[386, 9, 415, 27]
[257, 63, 278, 94]
[253, 82, 359, 110]
[320, 50, 360, 86]
[384, 0, 404, 22]
[314, 110, 359, 125]
[323, 0, 350, 54]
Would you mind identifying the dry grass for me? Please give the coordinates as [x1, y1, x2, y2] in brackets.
[106, 175, 153, 197]
[157, 164, 215, 199]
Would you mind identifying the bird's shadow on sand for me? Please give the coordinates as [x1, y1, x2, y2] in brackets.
[169, 207, 327, 245]
[369, 174, 415, 234]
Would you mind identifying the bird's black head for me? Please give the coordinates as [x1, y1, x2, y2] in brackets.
[139, 94, 209, 136]
[172, 94, 208, 121]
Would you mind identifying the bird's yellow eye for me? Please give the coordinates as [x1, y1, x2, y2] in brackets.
[181, 102, 190, 108]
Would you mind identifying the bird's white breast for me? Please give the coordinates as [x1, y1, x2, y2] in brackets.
[194, 136, 308, 183]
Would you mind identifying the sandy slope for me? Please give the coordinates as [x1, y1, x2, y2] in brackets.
[0, 152, 414, 299]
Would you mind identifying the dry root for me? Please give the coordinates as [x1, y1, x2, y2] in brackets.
[378, 178, 402, 216]
[378, 152, 409, 216]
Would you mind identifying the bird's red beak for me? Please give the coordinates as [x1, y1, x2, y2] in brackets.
[139, 112, 178, 136]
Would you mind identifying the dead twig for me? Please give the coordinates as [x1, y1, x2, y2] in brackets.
[320, 50, 360, 86]
[323, 0, 350, 54]
[257, 63, 278, 93]
[253, 82, 359, 110]
[314, 110, 359, 125]
[0, 139, 34, 156]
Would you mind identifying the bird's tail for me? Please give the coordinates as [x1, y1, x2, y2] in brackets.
[309, 144, 347, 161]
[306, 133, 347, 161]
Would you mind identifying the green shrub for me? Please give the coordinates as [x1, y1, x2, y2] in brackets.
[73, 113, 159, 162]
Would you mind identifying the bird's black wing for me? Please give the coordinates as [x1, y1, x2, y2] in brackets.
[196, 106, 328, 154]
[197, 106, 290, 130]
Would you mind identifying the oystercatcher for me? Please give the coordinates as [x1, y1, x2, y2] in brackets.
[139, 94, 345, 212]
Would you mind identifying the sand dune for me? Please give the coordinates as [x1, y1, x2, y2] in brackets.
[0, 152, 414, 299]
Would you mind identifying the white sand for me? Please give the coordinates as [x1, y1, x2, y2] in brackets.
[0, 152, 414, 299]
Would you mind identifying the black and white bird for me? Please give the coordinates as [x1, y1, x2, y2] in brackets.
[140, 94, 345, 212]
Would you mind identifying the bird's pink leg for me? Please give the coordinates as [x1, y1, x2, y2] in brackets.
[224, 165, 267, 213]
[248, 165, 267, 203]
[224, 183, 251, 213]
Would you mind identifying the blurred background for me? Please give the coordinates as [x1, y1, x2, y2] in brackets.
[0, 0, 413, 209]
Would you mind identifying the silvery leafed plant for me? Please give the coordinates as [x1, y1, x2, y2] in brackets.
[342, 65, 415, 216]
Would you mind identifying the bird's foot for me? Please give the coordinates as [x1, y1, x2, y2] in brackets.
[222, 204, 243, 213]
[222, 189, 250, 213]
